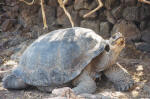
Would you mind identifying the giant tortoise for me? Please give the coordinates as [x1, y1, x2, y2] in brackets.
[3, 27, 134, 94]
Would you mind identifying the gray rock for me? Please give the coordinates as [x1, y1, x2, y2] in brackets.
[38, 6, 56, 28]
[140, 5, 150, 20]
[104, 0, 117, 10]
[1, 19, 16, 32]
[140, 21, 147, 31]
[123, 7, 139, 21]
[111, 20, 141, 41]
[99, 22, 110, 38]
[48, 0, 58, 7]
[74, 0, 97, 10]
[141, 28, 150, 43]
[120, 0, 137, 6]
[111, 6, 123, 19]
[136, 42, 150, 52]
[80, 20, 99, 33]
[105, 10, 116, 24]
[57, 6, 79, 27]
[99, 11, 107, 22]
[0, 58, 2, 64]
[74, 0, 89, 10]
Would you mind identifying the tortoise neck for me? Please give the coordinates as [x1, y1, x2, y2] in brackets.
[95, 50, 120, 72]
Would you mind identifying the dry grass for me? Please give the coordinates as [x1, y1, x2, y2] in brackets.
[58, 0, 74, 27]
[83, 0, 103, 18]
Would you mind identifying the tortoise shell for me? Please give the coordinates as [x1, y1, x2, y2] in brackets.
[13, 27, 107, 86]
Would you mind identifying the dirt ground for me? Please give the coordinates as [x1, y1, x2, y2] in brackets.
[0, 41, 150, 99]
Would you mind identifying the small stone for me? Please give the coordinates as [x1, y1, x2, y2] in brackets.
[141, 28, 150, 43]
[99, 22, 110, 38]
[123, 7, 139, 21]
[111, 20, 141, 42]
[80, 20, 99, 33]
[135, 42, 150, 52]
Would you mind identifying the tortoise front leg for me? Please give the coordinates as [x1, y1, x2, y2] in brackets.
[52, 72, 96, 96]
[103, 63, 134, 91]
[72, 72, 97, 95]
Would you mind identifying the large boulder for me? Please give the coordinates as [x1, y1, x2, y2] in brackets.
[111, 20, 141, 42]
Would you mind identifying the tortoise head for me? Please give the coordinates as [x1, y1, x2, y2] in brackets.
[107, 32, 125, 52]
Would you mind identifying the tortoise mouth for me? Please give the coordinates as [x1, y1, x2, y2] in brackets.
[115, 37, 125, 46]
[111, 37, 125, 47]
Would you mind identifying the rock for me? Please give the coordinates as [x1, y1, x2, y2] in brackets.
[99, 22, 110, 38]
[74, 0, 89, 10]
[104, 0, 118, 10]
[74, 0, 97, 10]
[141, 28, 150, 43]
[121, 43, 142, 59]
[99, 11, 107, 21]
[0, 58, 2, 64]
[123, 5, 150, 21]
[87, 0, 98, 10]
[135, 42, 150, 52]
[38, 6, 56, 28]
[140, 5, 150, 20]
[6, 6, 19, 19]
[105, 10, 116, 24]
[120, 0, 137, 6]
[123, 7, 139, 21]
[48, 0, 58, 7]
[57, 6, 79, 27]
[1, 19, 16, 32]
[111, 20, 141, 42]
[79, 9, 97, 18]
[111, 6, 123, 20]
[140, 21, 147, 31]
[80, 20, 99, 33]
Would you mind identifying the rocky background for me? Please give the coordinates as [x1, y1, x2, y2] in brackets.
[0, 0, 150, 98]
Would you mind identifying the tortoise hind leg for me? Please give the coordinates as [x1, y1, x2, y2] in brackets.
[103, 63, 135, 91]
[2, 74, 28, 89]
